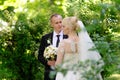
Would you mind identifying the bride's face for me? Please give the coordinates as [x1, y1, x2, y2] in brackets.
[62, 25, 69, 35]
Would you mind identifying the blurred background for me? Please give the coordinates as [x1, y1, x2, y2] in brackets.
[0, 0, 120, 80]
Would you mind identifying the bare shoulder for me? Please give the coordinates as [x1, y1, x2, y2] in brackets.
[60, 39, 71, 44]
[59, 39, 71, 48]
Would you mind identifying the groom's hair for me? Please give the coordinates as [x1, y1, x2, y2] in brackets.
[49, 14, 62, 22]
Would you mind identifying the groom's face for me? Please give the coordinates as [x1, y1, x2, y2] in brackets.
[51, 15, 62, 33]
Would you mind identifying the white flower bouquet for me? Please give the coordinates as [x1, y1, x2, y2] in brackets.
[44, 45, 58, 60]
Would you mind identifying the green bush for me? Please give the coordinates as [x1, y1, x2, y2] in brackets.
[0, 0, 120, 80]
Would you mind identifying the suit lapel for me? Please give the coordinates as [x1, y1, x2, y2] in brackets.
[50, 32, 53, 44]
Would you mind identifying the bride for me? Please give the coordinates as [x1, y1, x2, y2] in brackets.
[55, 17, 104, 80]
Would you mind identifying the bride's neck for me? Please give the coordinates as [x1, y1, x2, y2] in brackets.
[68, 32, 78, 40]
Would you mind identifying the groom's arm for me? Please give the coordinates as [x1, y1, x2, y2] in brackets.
[38, 36, 48, 66]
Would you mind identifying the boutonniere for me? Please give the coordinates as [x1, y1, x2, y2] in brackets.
[47, 38, 51, 44]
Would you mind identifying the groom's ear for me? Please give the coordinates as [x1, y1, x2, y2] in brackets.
[48, 20, 53, 28]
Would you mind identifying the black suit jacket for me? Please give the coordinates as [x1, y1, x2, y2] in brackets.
[38, 32, 68, 70]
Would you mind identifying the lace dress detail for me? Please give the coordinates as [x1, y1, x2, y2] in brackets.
[55, 39, 103, 80]
[56, 40, 82, 80]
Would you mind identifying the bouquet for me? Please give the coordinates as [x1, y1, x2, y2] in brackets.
[44, 45, 58, 60]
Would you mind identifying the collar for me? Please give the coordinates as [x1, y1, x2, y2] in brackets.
[53, 31, 63, 37]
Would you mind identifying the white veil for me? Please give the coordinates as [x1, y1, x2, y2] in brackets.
[78, 21, 102, 61]
[78, 21, 104, 80]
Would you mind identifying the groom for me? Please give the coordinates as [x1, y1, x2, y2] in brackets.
[38, 14, 68, 80]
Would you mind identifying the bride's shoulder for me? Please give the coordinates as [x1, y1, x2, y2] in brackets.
[59, 39, 70, 46]
[61, 39, 71, 43]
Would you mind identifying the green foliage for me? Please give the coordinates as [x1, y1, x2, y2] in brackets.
[0, 11, 43, 80]
[0, 0, 6, 5]
[56, 60, 104, 80]
[0, 0, 120, 80]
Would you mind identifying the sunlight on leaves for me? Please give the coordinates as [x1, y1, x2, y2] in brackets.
[0, 61, 2, 64]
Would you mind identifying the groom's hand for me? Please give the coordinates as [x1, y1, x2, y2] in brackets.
[47, 60, 55, 66]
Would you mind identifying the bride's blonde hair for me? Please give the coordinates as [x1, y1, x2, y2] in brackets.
[62, 16, 80, 31]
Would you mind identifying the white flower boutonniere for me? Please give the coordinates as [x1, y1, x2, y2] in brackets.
[47, 39, 51, 44]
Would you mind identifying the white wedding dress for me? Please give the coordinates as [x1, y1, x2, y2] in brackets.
[55, 21, 104, 80]
[55, 41, 83, 80]
[55, 42, 103, 80]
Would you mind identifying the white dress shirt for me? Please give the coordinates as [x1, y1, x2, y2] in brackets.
[52, 31, 63, 47]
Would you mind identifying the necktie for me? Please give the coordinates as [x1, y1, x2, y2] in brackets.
[56, 35, 60, 47]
